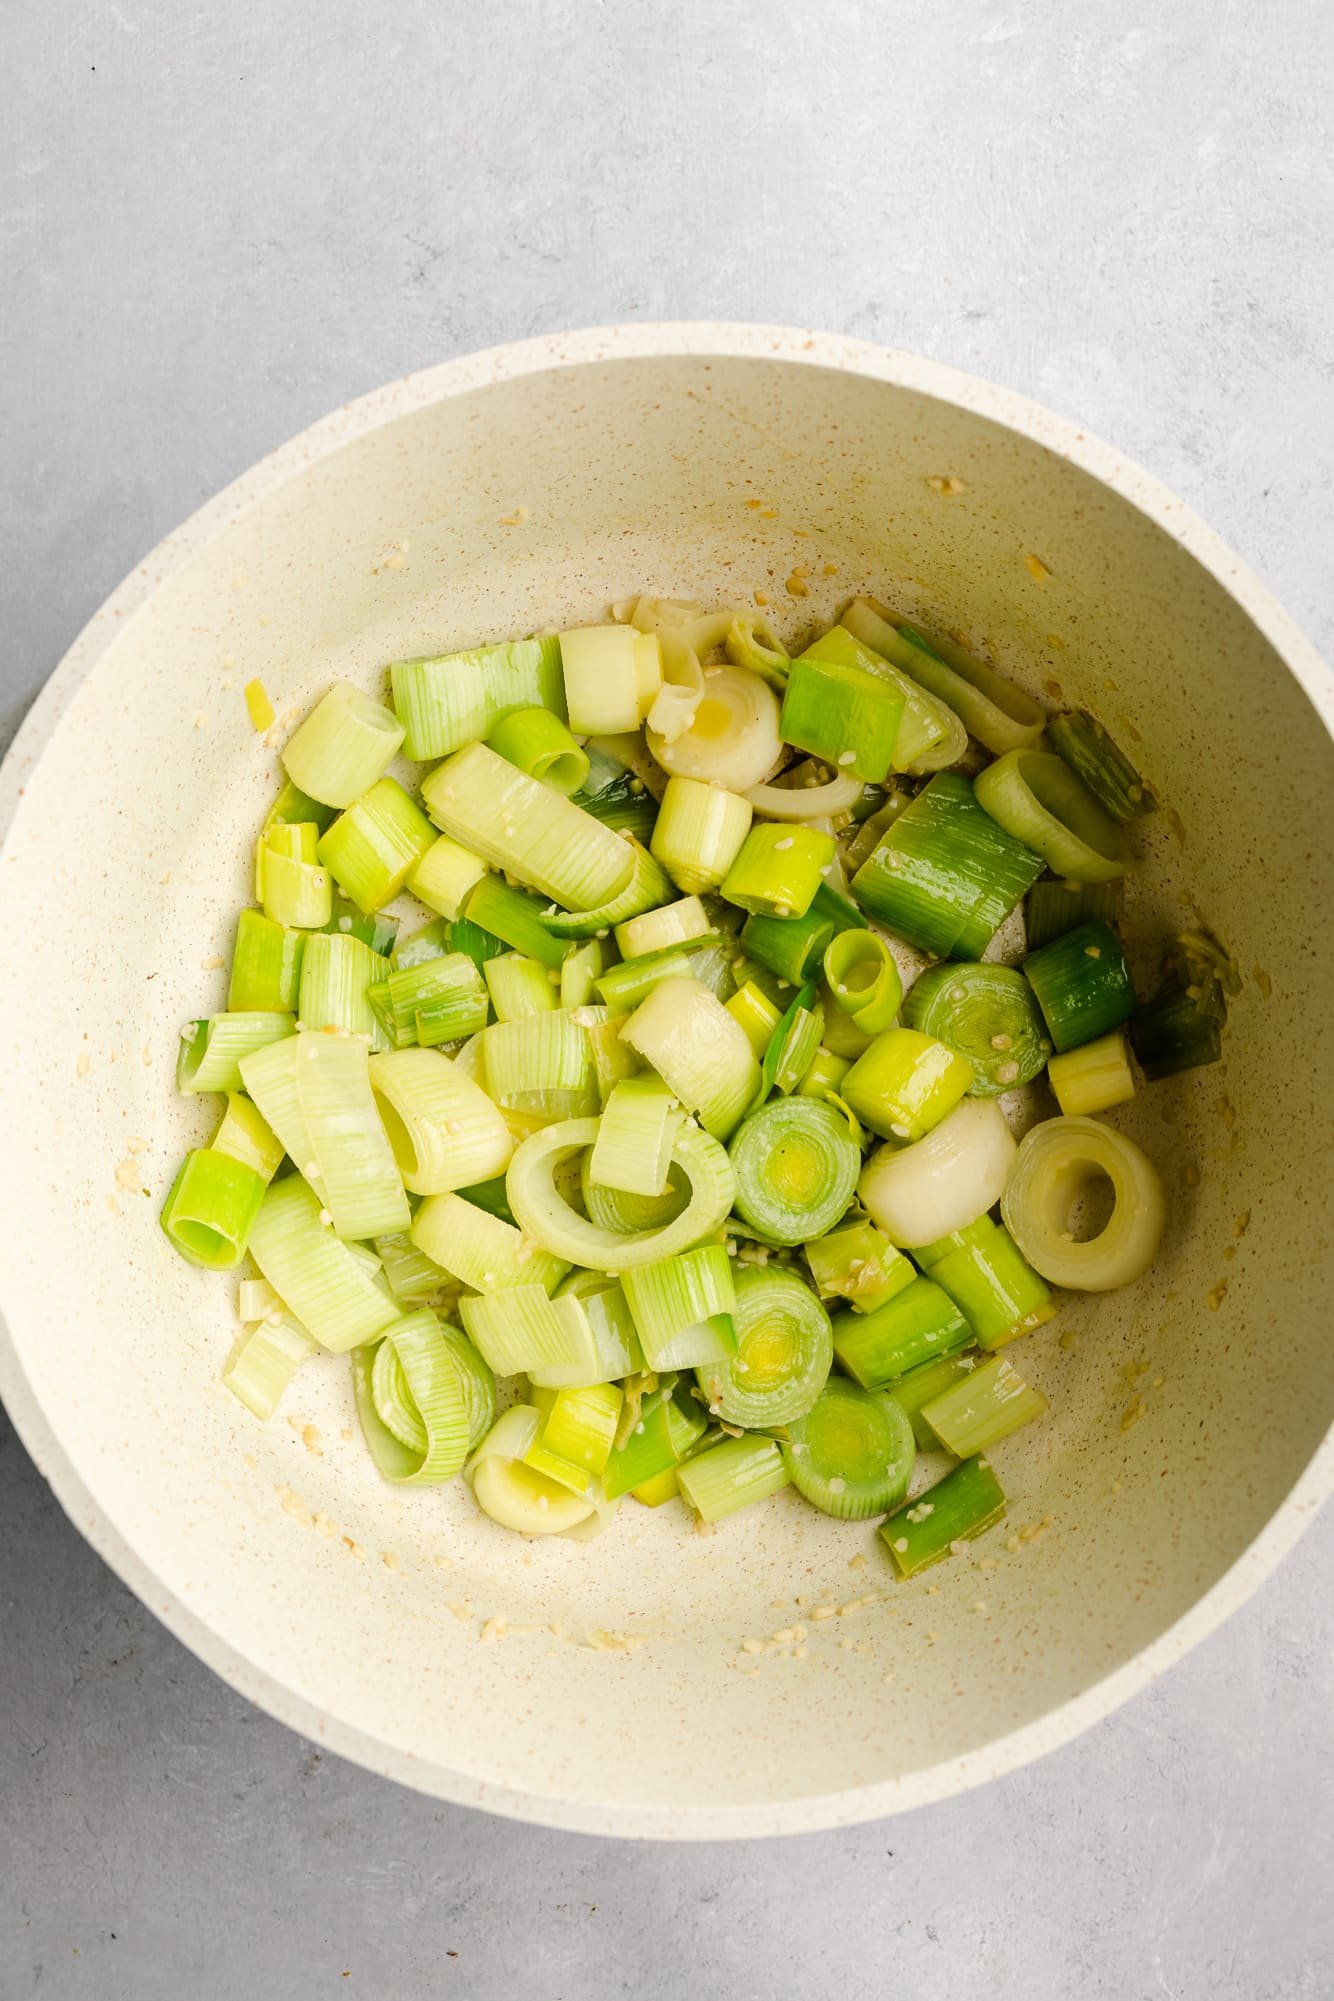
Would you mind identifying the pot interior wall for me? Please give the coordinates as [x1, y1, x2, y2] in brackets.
[1, 348, 1331, 1825]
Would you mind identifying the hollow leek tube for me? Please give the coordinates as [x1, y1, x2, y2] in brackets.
[860, 1098, 1017, 1248]
[463, 875, 566, 969]
[1047, 1030, 1136, 1116]
[677, 1434, 789, 1523]
[421, 742, 635, 912]
[823, 929, 903, 1037]
[408, 833, 489, 921]
[818, 622, 968, 772]
[588, 1076, 683, 1198]
[646, 664, 783, 789]
[317, 779, 436, 914]
[1024, 878, 1123, 952]
[389, 635, 565, 760]
[228, 908, 306, 1013]
[879, 1454, 1008, 1576]
[1001, 1114, 1166, 1291]
[723, 610, 790, 691]
[842, 598, 1045, 756]
[782, 1378, 916, 1520]
[595, 937, 721, 1012]
[728, 1097, 861, 1246]
[541, 841, 676, 939]
[927, 1222, 1055, 1349]
[842, 1027, 973, 1143]
[721, 824, 835, 920]
[695, 1265, 832, 1428]
[745, 768, 865, 822]
[371, 1315, 494, 1454]
[248, 1176, 400, 1352]
[481, 1010, 597, 1120]
[507, 1116, 735, 1271]
[293, 1030, 410, 1240]
[620, 976, 759, 1140]
[223, 1313, 316, 1419]
[1023, 920, 1135, 1053]
[621, 1245, 737, 1370]
[368, 1047, 512, 1195]
[614, 895, 711, 961]
[350, 1309, 471, 1484]
[412, 1189, 567, 1295]
[298, 931, 387, 1045]
[852, 774, 1043, 959]
[176, 1011, 295, 1094]
[804, 1220, 917, 1312]
[726, 980, 781, 1056]
[257, 822, 333, 929]
[921, 1352, 1047, 1458]
[465, 1406, 597, 1535]
[901, 962, 1051, 1097]
[213, 1093, 285, 1183]
[779, 648, 906, 784]
[974, 749, 1126, 884]
[742, 910, 834, 986]
[559, 625, 662, 733]
[161, 1149, 267, 1268]
[483, 953, 558, 1022]
[884, 1352, 980, 1448]
[831, 1276, 971, 1387]
[650, 775, 753, 893]
[281, 681, 404, 807]
[603, 1385, 707, 1499]
[487, 704, 589, 797]
[1046, 710, 1155, 822]
[818, 996, 875, 1061]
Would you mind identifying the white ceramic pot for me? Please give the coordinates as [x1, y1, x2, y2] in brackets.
[1, 326, 1330, 1839]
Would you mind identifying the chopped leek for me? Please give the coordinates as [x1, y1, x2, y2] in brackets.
[542, 841, 676, 940]
[488, 704, 589, 797]
[1024, 877, 1124, 952]
[1047, 709, 1155, 822]
[901, 962, 1051, 1097]
[647, 663, 783, 790]
[464, 875, 567, 969]
[885, 1352, 979, 1448]
[804, 1220, 916, 1313]
[294, 1029, 410, 1240]
[353, 1309, 471, 1483]
[742, 909, 834, 986]
[588, 1076, 684, 1199]
[921, 1352, 1047, 1457]
[852, 773, 1043, 960]
[466, 1405, 598, 1535]
[831, 1276, 971, 1388]
[412, 1190, 568, 1295]
[317, 779, 435, 914]
[176, 1011, 295, 1094]
[859, 1098, 1018, 1248]
[281, 682, 404, 808]
[620, 976, 759, 1140]
[408, 834, 489, 921]
[1047, 1029, 1136, 1116]
[1023, 920, 1135, 1053]
[422, 742, 635, 912]
[783, 1378, 915, 1520]
[974, 748, 1126, 884]
[389, 635, 565, 760]
[223, 1312, 316, 1419]
[1001, 1114, 1166, 1290]
[695, 1265, 832, 1428]
[228, 908, 305, 1013]
[728, 1096, 861, 1246]
[248, 1175, 399, 1352]
[368, 1046, 512, 1194]
[161, 1149, 266, 1269]
[925, 1220, 1054, 1349]
[560, 625, 662, 734]
[842, 1027, 974, 1143]
[880, 1455, 1007, 1576]
[484, 953, 558, 1022]
[677, 1434, 789, 1523]
[621, 1245, 737, 1370]
[650, 775, 753, 893]
[614, 895, 711, 961]
[298, 931, 387, 1045]
[721, 823, 836, 921]
[823, 929, 903, 1037]
[781, 643, 906, 784]
[843, 598, 1045, 755]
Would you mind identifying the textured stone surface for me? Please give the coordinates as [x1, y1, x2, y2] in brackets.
[2, 1, 1331, 1995]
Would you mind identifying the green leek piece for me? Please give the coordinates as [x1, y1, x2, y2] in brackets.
[831, 1276, 971, 1388]
[720, 823, 836, 920]
[621, 1244, 737, 1370]
[921, 1352, 1047, 1457]
[248, 1175, 400, 1352]
[351, 1312, 471, 1484]
[487, 704, 589, 797]
[823, 928, 903, 1037]
[927, 1222, 1055, 1350]
[782, 1377, 915, 1520]
[160, 1148, 266, 1268]
[1023, 920, 1135, 1053]
[852, 773, 1044, 960]
[614, 894, 711, 961]
[1024, 877, 1124, 952]
[723, 610, 790, 690]
[389, 634, 565, 760]
[447, 916, 508, 971]
[465, 1406, 598, 1535]
[804, 1220, 916, 1312]
[603, 1384, 708, 1499]
[595, 935, 725, 1012]
[912, 1216, 999, 1271]
[816, 623, 968, 773]
[843, 598, 1046, 756]
[265, 778, 336, 835]
[369, 951, 491, 1050]
[298, 931, 387, 1045]
[317, 779, 436, 914]
[390, 919, 450, 971]
[974, 748, 1126, 884]
[620, 976, 759, 1140]
[780, 646, 906, 784]
[1130, 932, 1232, 1079]
[901, 962, 1051, 1097]
[371, 1314, 494, 1454]
[1047, 709, 1155, 822]
[373, 1230, 453, 1304]
[1047, 1029, 1136, 1115]
[531, 1273, 645, 1388]
[223, 1312, 316, 1419]
[728, 1096, 861, 1246]
[368, 1046, 512, 1195]
[810, 878, 867, 936]
[483, 953, 558, 1023]
[580, 1005, 640, 1105]
[408, 834, 489, 922]
[293, 1029, 411, 1240]
[676, 1433, 790, 1523]
[581, 1156, 690, 1235]
[695, 1265, 832, 1428]
[421, 742, 635, 913]
[879, 1454, 1008, 1576]
[726, 980, 782, 1056]
[228, 908, 306, 1013]
[741, 909, 834, 986]
[559, 938, 603, 1010]
[650, 774, 754, 894]
[256, 821, 333, 929]
[524, 1381, 622, 1491]
[213, 1093, 284, 1183]
[176, 1011, 295, 1094]
[845, 786, 916, 871]
[457, 1285, 590, 1377]
[541, 841, 676, 939]
[588, 1076, 684, 1199]
[281, 682, 404, 808]
[885, 1352, 980, 1448]
[412, 1190, 568, 1296]
[481, 1009, 598, 1120]
[463, 875, 566, 969]
[797, 1045, 853, 1106]
[842, 1027, 974, 1142]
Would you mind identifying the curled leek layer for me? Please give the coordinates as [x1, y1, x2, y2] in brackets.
[507, 1116, 737, 1271]
[465, 1405, 598, 1534]
[859, 1098, 1018, 1249]
[351, 1309, 474, 1485]
[973, 749, 1126, 884]
[1000, 1114, 1165, 1291]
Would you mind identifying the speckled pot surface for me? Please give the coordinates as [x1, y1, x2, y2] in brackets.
[1, 325, 1331, 1839]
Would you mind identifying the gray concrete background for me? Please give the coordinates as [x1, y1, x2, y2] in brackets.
[4, 2, 1332, 1995]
